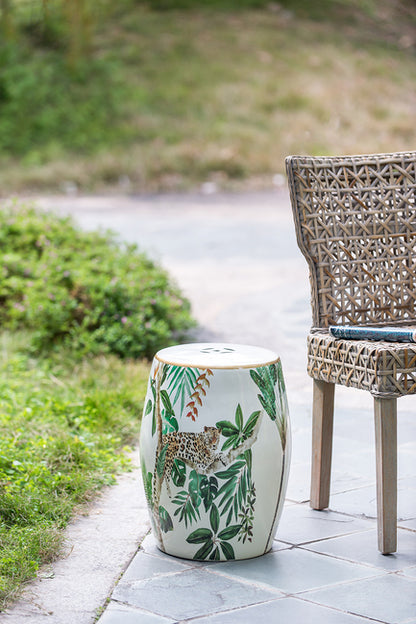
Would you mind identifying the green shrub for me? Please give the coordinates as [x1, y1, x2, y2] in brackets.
[0, 203, 194, 358]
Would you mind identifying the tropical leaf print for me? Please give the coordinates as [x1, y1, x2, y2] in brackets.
[160, 389, 179, 433]
[156, 443, 169, 479]
[185, 502, 240, 561]
[149, 383, 261, 557]
[171, 459, 186, 488]
[250, 363, 288, 450]
[140, 458, 153, 508]
[216, 458, 252, 525]
[155, 364, 215, 420]
[184, 369, 213, 421]
[148, 378, 157, 436]
[250, 365, 277, 419]
[217, 405, 260, 451]
[164, 365, 200, 414]
[250, 361, 289, 553]
[159, 506, 174, 533]
[172, 469, 202, 528]
[199, 474, 219, 512]
[144, 398, 153, 417]
[238, 482, 256, 543]
[171, 404, 259, 558]
[169, 449, 253, 544]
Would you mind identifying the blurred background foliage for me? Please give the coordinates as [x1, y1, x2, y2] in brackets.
[0, 0, 415, 193]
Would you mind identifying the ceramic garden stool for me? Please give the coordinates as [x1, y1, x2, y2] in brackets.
[139, 342, 291, 561]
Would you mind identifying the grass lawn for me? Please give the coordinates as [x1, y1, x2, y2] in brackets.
[0, 332, 150, 609]
[0, 0, 415, 193]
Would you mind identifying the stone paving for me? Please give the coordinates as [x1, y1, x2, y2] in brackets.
[34, 191, 416, 623]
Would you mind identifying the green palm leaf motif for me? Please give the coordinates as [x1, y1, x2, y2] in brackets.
[250, 362, 288, 451]
[199, 474, 218, 512]
[214, 405, 258, 535]
[219, 541, 235, 560]
[160, 389, 179, 433]
[186, 527, 213, 544]
[158, 506, 174, 533]
[140, 458, 153, 507]
[144, 398, 153, 416]
[217, 524, 240, 541]
[216, 405, 260, 451]
[238, 482, 256, 544]
[210, 502, 220, 534]
[216, 458, 252, 524]
[172, 469, 202, 528]
[209, 547, 221, 561]
[164, 365, 200, 414]
[251, 361, 289, 554]
[185, 503, 240, 561]
[171, 459, 186, 488]
[156, 443, 169, 479]
[149, 378, 157, 436]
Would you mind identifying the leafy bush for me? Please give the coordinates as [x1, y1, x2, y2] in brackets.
[0, 204, 194, 358]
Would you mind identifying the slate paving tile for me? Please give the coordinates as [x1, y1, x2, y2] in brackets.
[329, 483, 416, 521]
[290, 429, 312, 465]
[120, 551, 191, 582]
[138, 533, 206, 567]
[333, 447, 376, 479]
[208, 547, 382, 594]
[403, 566, 416, 579]
[286, 452, 376, 503]
[331, 470, 375, 496]
[139, 533, 169, 558]
[330, 416, 373, 445]
[276, 503, 372, 545]
[270, 540, 292, 552]
[302, 573, 416, 624]
[288, 405, 311, 431]
[400, 476, 416, 489]
[285, 462, 311, 502]
[399, 518, 416, 531]
[99, 602, 175, 624]
[399, 452, 416, 480]
[191, 596, 377, 624]
[303, 528, 416, 571]
[111, 568, 282, 620]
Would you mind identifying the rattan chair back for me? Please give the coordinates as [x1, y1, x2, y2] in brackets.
[286, 152, 416, 328]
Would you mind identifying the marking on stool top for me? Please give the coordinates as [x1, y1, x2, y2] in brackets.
[200, 347, 236, 354]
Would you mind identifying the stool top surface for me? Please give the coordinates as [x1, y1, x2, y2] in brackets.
[155, 342, 279, 369]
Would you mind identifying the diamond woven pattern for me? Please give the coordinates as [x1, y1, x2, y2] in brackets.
[286, 151, 416, 398]
[308, 331, 416, 397]
[287, 152, 416, 328]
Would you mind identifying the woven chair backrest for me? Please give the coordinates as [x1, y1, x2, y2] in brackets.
[286, 151, 416, 328]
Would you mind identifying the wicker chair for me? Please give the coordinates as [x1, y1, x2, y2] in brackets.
[286, 151, 416, 554]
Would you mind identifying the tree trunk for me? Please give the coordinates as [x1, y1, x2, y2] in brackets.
[64, 0, 92, 70]
[1, 0, 14, 41]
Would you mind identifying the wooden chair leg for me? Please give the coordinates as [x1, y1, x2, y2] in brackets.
[310, 379, 335, 510]
[374, 397, 397, 554]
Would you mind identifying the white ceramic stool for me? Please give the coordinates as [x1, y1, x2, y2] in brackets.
[139, 342, 291, 561]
